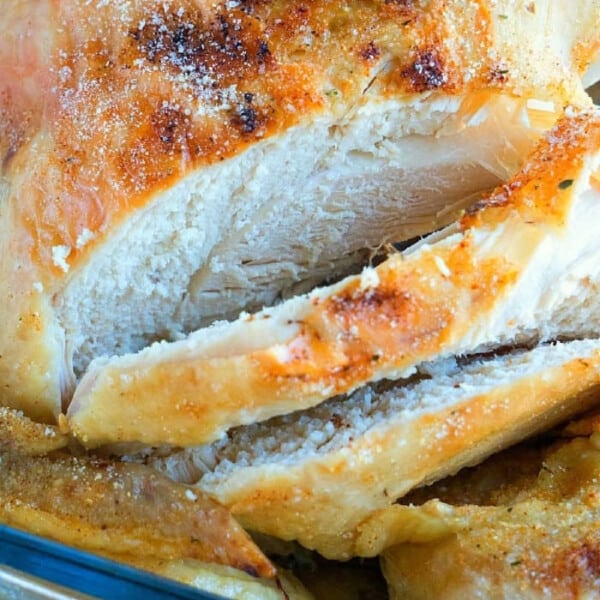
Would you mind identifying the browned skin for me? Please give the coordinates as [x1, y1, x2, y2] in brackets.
[0, 445, 274, 578]
[0, 407, 69, 455]
[463, 111, 600, 229]
[380, 416, 600, 599]
[1, 0, 594, 280]
[0, 408, 274, 578]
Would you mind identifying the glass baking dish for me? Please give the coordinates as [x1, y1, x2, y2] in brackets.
[0, 524, 225, 600]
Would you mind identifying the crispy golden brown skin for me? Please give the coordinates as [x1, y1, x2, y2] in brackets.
[0, 408, 273, 578]
[0, 407, 69, 455]
[0, 450, 274, 577]
[373, 420, 600, 599]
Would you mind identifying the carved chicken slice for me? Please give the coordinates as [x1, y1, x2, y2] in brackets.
[116, 558, 313, 600]
[69, 107, 600, 447]
[153, 338, 600, 559]
[1, 0, 598, 421]
[0, 447, 274, 577]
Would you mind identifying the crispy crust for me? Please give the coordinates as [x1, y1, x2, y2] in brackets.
[0, 451, 274, 577]
[0, 0, 598, 420]
[378, 428, 600, 599]
[0, 409, 274, 577]
[68, 108, 600, 447]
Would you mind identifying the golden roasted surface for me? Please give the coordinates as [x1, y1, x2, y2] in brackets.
[0, 408, 274, 578]
[376, 421, 600, 599]
[69, 108, 600, 448]
[1, 0, 596, 279]
[0, 407, 68, 455]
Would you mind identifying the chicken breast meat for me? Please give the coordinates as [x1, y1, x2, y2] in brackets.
[1, 0, 598, 421]
[92, 108, 600, 560]
[70, 107, 600, 448]
[2, 1, 600, 591]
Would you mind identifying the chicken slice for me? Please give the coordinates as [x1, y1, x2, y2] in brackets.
[0, 449, 274, 578]
[69, 107, 600, 447]
[152, 338, 600, 559]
